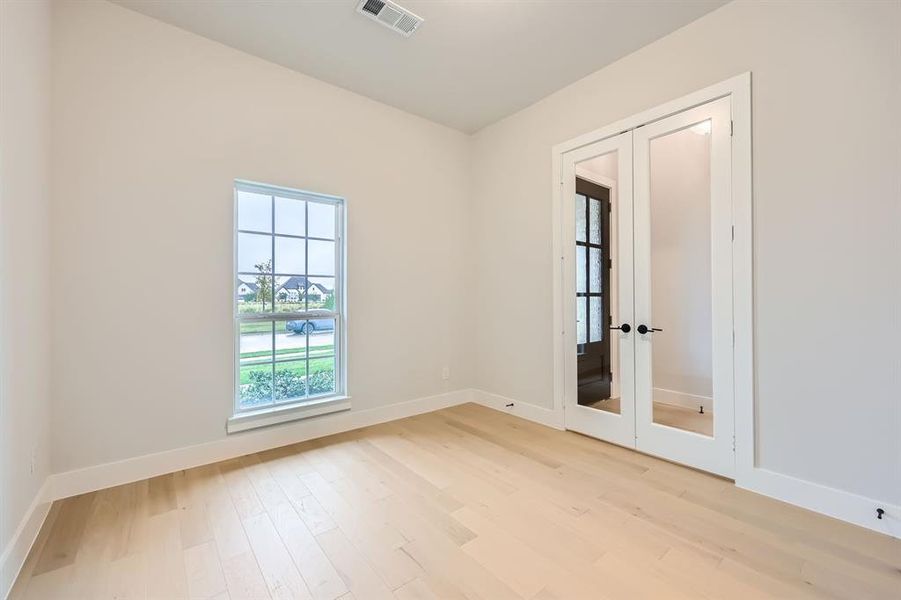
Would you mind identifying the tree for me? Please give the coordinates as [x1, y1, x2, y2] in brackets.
[323, 292, 336, 311]
[254, 259, 273, 310]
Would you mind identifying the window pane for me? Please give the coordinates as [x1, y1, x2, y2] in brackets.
[308, 240, 335, 276]
[590, 248, 602, 293]
[575, 194, 587, 243]
[589, 198, 601, 244]
[238, 232, 272, 273]
[306, 277, 335, 312]
[576, 246, 586, 294]
[305, 318, 336, 359]
[275, 197, 305, 236]
[577, 297, 587, 345]
[238, 276, 273, 315]
[275, 276, 306, 313]
[277, 320, 308, 362]
[589, 297, 603, 343]
[235, 183, 343, 412]
[308, 202, 335, 239]
[300, 317, 335, 338]
[308, 355, 336, 397]
[274, 361, 307, 403]
[237, 277, 262, 313]
[240, 321, 273, 364]
[274, 236, 305, 274]
[239, 321, 273, 409]
[238, 191, 271, 233]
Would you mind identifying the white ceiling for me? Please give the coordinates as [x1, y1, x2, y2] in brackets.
[113, 0, 727, 133]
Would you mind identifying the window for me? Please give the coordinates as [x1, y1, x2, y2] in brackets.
[230, 180, 346, 431]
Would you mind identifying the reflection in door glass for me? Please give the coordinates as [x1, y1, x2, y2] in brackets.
[574, 151, 619, 414]
[649, 121, 714, 437]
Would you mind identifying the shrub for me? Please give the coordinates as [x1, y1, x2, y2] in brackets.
[307, 369, 335, 395]
[240, 368, 335, 405]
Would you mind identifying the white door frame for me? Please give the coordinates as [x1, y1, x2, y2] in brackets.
[551, 72, 753, 480]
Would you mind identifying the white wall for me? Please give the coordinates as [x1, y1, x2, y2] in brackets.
[0, 0, 53, 589]
[472, 0, 901, 506]
[50, 0, 473, 473]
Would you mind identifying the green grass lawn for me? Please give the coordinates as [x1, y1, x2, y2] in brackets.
[241, 344, 335, 360]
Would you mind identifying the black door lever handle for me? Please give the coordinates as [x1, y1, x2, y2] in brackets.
[636, 324, 663, 334]
[610, 323, 631, 333]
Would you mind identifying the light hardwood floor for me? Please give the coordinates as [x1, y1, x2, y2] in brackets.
[11, 403, 900, 599]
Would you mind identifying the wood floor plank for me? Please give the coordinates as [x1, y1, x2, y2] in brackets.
[315, 528, 395, 600]
[184, 540, 228, 599]
[147, 473, 178, 516]
[146, 509, 190, 599]
[175, 467, 215, 550]
[13, 403, 900, 600]
[242, 512, 313, 600]
[31, 492, 97, 576]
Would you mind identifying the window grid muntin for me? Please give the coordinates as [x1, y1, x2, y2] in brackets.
[235, 180, 343, 414]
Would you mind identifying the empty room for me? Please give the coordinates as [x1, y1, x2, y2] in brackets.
[1, 0, 899, 598]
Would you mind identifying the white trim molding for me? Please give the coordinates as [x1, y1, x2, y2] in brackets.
[1, 479, 52, 600]
[226, 395, 351, 434]
[470, 389, 564, 430]
[738, 468, 901, 538]
[48, 389, 472, 502]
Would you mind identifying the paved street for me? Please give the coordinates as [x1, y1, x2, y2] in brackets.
[241, 330, 334, 354]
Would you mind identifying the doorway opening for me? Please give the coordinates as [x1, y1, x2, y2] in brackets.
[559, 89, 741, 479]
[575, 176, 615, 412]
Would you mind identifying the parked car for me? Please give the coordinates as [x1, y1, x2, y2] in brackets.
[286, 318, 334, 334]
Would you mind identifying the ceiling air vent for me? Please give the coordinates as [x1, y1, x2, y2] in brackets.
[357, 0, 424, 38]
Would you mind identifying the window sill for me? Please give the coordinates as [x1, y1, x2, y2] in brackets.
[226, 395, 351, 434]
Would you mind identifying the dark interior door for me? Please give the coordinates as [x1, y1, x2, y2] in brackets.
[576, 177, 612, 406]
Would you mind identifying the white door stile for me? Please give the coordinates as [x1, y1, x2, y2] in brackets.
[561, 132, 635, 448]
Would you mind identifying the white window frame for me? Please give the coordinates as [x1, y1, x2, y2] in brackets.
[228, 180, 349, 434]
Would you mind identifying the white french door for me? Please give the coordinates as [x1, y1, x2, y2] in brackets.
[633, 96, 734, 477]
[563, 97, 735, 478]
[562, 132, 635, 448]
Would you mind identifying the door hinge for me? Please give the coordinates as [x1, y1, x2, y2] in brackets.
[731, 225, 735, 241]
[730, 120, 734, 136]
[732, 434, 736, 452]
[732, 330, 735, 347]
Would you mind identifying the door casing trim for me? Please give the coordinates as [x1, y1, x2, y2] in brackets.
[550, 72, 753, 481]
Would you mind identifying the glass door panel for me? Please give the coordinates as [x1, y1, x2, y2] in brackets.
[648, 123, 714, 436]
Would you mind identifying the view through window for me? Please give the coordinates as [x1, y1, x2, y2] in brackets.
[234, 181, 344, 412]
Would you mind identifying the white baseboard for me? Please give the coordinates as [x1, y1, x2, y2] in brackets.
[48, 388, 474, 502]
[738, 466, 900, 539]
[652, 387, 711, 412]
[470, 389, 564, 430]
[1, 478, 52, 600]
